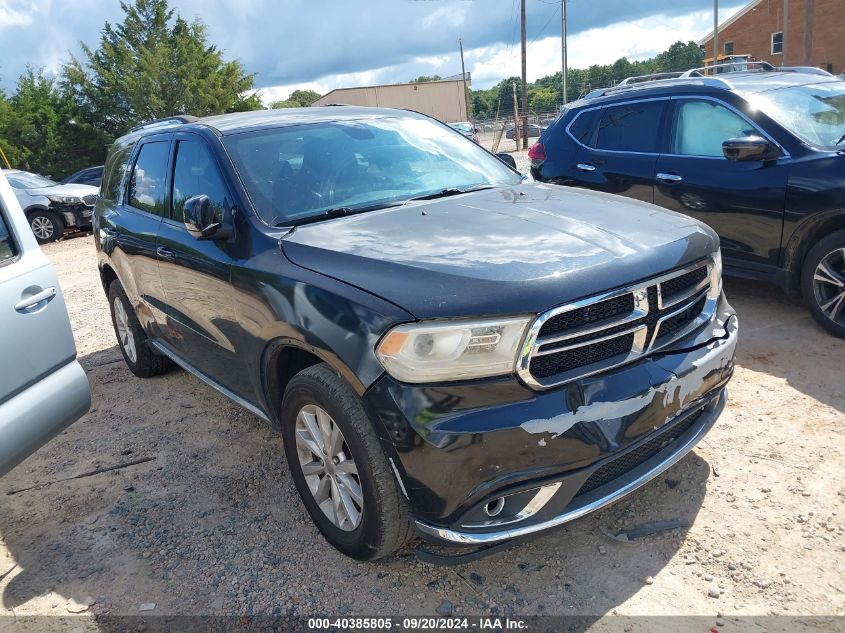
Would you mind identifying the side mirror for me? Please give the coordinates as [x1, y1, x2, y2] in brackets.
[722, 136, 779, 162]
[496, 153, 517, 170]
[183, 194, 230, 240]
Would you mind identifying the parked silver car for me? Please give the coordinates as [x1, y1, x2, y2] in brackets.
[0, 170, 91, 477]
[2, 169, 99, 243]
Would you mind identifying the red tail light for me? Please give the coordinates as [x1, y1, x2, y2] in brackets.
[528, 142, 546, 161]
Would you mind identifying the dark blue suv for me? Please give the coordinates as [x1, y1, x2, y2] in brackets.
[95, 107, 737, 561]
[530, 68, 845, 338]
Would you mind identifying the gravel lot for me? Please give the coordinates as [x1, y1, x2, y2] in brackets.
[1, 217, 843, 625]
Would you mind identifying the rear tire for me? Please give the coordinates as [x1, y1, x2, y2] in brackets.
[281, 363, 413, 560]
[28, 210, 64, 243]
[802, 229, 845, 338]
[108, 280, 173, 377]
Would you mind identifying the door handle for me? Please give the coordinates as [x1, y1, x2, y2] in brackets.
[156, 246, 176, 261]
[576, 163, 596, 172]
[656, 172, 683, 183]
[15, 287, 57, 312]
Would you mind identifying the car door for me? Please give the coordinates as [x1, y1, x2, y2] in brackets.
[0, 173, 90, 476]
[106, 137, 172, 333]
[569, 98, 667, 203]
[653, 97, 788, 270]
[154, 133, 248, 396]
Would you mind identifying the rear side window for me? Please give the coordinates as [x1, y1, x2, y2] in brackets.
[567, 109, 599, 145]
[102, 142, 135, 201]
[0, 207, 17, 265]
[128, 141, 170, 215]
[595, 101, 664, 153]
[171, 139, 229, 223]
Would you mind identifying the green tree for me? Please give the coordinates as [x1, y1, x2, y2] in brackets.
[0, 67, 109, 177]
[408, 75, 442, 84]
[271, 89, 321, 108]
[64, 0, 261, 138]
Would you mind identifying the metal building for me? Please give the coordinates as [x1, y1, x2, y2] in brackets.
[311, 76, 470, 123]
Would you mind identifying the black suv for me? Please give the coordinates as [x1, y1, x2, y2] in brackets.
[94, 108, 737, 561]
[529, 68, 845, 338]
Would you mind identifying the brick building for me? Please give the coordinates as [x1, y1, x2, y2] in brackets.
[699, 0, 844, 75]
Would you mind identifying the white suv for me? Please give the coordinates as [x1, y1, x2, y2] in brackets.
[0, 170, 90, 477]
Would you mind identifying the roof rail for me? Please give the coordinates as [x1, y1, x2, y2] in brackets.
[681, 61, 774, 76]
[583, 75, 732, 99]
[128, 115, 198, 134]
[779, 66, 834, 76]
[617, 71, 683, 86]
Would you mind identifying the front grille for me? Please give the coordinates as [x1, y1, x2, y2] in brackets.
[531, 333, 634, 378]
[655, 295, 707, 342]
[575, 409, 703, 497]
[82, 194, 97, 206]
[539, 294, 634, 337]
[660, 266, 707, 304]
[520, 260, 714, 389]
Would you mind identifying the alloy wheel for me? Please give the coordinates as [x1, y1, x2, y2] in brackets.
[113, 296, 137, 363]
[31, 216, 54, 240]
[813, 247, 845, 326]
[294, 404, 363, 531]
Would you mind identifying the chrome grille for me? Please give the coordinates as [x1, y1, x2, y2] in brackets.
[517, 259, 717, 390]
[82, 194, 97, 206]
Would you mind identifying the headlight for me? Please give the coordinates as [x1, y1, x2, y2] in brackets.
[708, 250, 723, 299]
[48, 194, 82, 205]
[376, 316, 532, 383]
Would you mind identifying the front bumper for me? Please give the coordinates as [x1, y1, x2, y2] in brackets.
[364, 299, 738, 544]
[53, 202, 94, 229]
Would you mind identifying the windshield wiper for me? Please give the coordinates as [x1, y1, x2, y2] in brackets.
[281, 201, 403, 227]
[405, 184, 495, 203]
[835, 132, 845, 145]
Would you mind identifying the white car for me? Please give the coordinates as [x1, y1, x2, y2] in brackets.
[0, 170, 91, 477]
[2, 169, 98, 243]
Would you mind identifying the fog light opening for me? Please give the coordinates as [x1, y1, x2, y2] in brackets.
[484, 497, 506, 517]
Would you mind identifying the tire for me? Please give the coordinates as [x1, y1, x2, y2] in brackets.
[28, 210, 64, 243]
[107, 280, 173, 377]
[281, 363, 413, 560]
[801, 229, 845, 338]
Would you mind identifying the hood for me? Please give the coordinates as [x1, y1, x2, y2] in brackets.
[27, 183, 98, 197]
[281, 183, 719, 319]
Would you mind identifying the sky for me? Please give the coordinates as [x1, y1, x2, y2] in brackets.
[0, 0, 744, 103]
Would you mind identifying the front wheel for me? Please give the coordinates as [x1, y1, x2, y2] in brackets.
[281, 363, 413, 560]
[28, 210, 64, 243]
[802, 230, 845, 338]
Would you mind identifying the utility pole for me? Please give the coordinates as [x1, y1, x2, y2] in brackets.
[782, 0, 789, 66]
[512, 81, 521, 150]
[520, 0, 528, 149]
[458, 37, 471, 122]
[713, 0, 719, 62]
[561, 0, 568, 107]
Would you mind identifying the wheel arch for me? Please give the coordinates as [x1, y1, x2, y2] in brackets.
[261, 338, 367, 429]
[99, 262, 119, 296]
[783, 210, 845, 295]
[23, 204, 50, 217]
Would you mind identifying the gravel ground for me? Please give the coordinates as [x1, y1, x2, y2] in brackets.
[1, 220, 843, 625]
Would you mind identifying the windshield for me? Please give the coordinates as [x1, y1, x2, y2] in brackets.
[747, 80, 845, 147]
[223, 116, 521, 225]
[4, 171, 57, 189]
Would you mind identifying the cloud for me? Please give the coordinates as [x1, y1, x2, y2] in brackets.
[0, 0, 744, 97]
[256, 4, 745, 105]
[0, 0, 35, 29]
